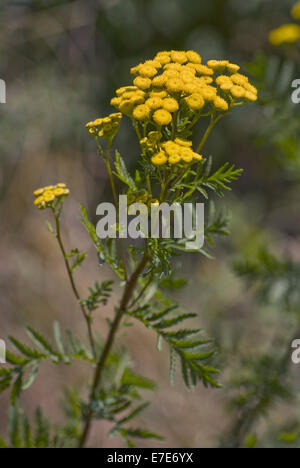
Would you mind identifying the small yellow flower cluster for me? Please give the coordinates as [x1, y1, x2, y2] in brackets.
[292, 1, 300, 19]
[140, 131, 162, 153]
[110, 50, 257, 126]
[33, 183, 70, 209]
[151, 139, 203, 166]
[86, 113, 122, 139]
[216, 73, 258, 102]
[269, 23, 300, 46]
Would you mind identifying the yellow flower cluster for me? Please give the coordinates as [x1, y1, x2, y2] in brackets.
[292, 1, 300, 20]
[151, 139, 203, 166]
[110, 50, 257, 126]
[216, 73, 258, 102]
[86, 113, 122, 139]
[33, 183, 70, 209]
[269, 23, 300, 46]
[140, 131, 162, 153]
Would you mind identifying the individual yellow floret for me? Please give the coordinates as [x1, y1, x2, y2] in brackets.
[171, 51, 188, 64]
[138, 65, 158, 78]
[34, 196, 45, 208]
[133, 104, 151, 121]
[34, 188, 44, 196]
[162, 98, 179, 113]
[243, 82, 258, 95]
[186, 50, 202, 64]
[181, 71, 197, 84]
[116, 86, 137, 96]
[185, 93, 205, 110]
[175, 138, 192, 147]
[150, 89, 168, 99]
[154, 52, 171, 65]
[133, 76, 152, 90]
[180, 148, 194, 163]
[53, 187, 67, 197]
[231, 73, 249, 86]
[190, 64, 214, 76]
[230, 85, 246, 99]
[145, 97, 163, 110]
[227, 63, 240, 74]
[183, 82, 202, 95]
[110, 97, 122, 108]
[166, 78, 184, 93]
[164, 63, 183, 71]
[43, 191, 55, 202]
[168, 154, 181, 164]
[200, 86, 217, 101]
[119, 100, 135, 115]
[152, 75, 167, 87]
[162, 141, 180, 156]
[153, 109, 173, 126]
[244, 91, 258, 102]
[151, 151, 168, 166]
[213, 96, 229, 111]
[207, 60, 229, 71]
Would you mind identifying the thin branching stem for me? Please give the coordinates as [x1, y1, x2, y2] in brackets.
[196, 114, 223, 153]
[53, 210, 97, 359]
[78, 253, 150, 448]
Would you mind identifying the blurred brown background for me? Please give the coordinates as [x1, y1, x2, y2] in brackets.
[1, 0, 300, 447]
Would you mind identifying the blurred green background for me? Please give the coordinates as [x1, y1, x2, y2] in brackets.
[1, 0, 300, 447]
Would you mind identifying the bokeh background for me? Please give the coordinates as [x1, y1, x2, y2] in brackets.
[1, 0, 300, 447]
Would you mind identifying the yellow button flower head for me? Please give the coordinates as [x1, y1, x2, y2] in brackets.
[151, 151, 168, 166]
[133, 104, 151, 121]
[171, 51, 188, 64]
[200, 86, 217, 102]
[269, 24, 300, 46]
[133, 76, 152, 90]
[181, 148, 194, 163]
[166, 78, 184, 93]
[153, 109, 172, 126]
[175, 138, 193, 147]
[214, 96, 229, 111]
[33, 183, 70, 210]
[230, 85, 246, 99]
[168, 154, 181, 165]
[185, 93, 205, 110]
[145, 96, 163, 110]
[186, 50, 202, 64]
[152, 75, 167, 87]
[227, 63, 240, 74]
[291, 1, 300, 20]
[154, 51, 171, 65]
[138, 64, 158, 78]
[207, 60, 229, 71]
[162, 98, 179, 113]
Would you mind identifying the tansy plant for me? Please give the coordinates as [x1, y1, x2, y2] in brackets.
[0, 50, 257, 449]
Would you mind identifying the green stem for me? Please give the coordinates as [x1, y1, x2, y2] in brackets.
[196, 114, 222, 154]
[53, 211, 96, 360]
[104, 154, 128, 282]
[78, 253, 150, 448]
